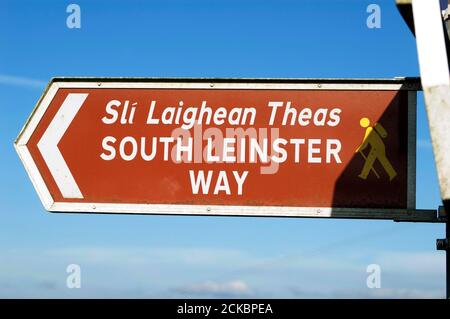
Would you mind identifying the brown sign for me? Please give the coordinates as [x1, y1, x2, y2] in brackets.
[15, 78, 418, 219]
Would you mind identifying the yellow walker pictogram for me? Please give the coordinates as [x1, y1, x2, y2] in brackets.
[355, 117, 397, 181]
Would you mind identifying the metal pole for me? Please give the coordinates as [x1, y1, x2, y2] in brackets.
[396, 0, 450, 300]
[441, 0, 450, 300]
[444, 0, 450, 299]
[441, 1, 450, 300]
[437, 204, 450, 298]
[444, 201, 450, 299]
[446, 202, 450, 299]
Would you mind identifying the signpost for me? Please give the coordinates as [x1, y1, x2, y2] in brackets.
[15, 78, 437, 221]
[396, 0, 450, 299]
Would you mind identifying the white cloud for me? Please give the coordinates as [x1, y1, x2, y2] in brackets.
[0, 74, 46, 89]
[288, 287, 444, 299]
[375, 251, 445, 275]
[44, 246, 247, 266]
[174, 280, 251, 297]
[0, 246, 445, 298]
[366, 288, 442, 299]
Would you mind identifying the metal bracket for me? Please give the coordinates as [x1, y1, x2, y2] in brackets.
[437, 238, 450, 250]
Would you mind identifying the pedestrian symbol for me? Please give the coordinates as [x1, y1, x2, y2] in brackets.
[355, 117, 397, 181]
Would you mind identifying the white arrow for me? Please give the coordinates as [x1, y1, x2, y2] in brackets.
[37, 93, 88, 199]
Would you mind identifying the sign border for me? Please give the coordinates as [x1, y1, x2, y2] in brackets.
[15, 77, 437, 222]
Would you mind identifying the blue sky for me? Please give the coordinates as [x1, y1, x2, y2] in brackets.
[0, 0, 446, 298]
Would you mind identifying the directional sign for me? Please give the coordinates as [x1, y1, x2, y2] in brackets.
[15, 78, 428, 220]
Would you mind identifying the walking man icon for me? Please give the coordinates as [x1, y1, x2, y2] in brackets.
[355, 117, 397, 181]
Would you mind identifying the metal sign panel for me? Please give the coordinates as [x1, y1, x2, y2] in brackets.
[15, 78, 432, 220]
